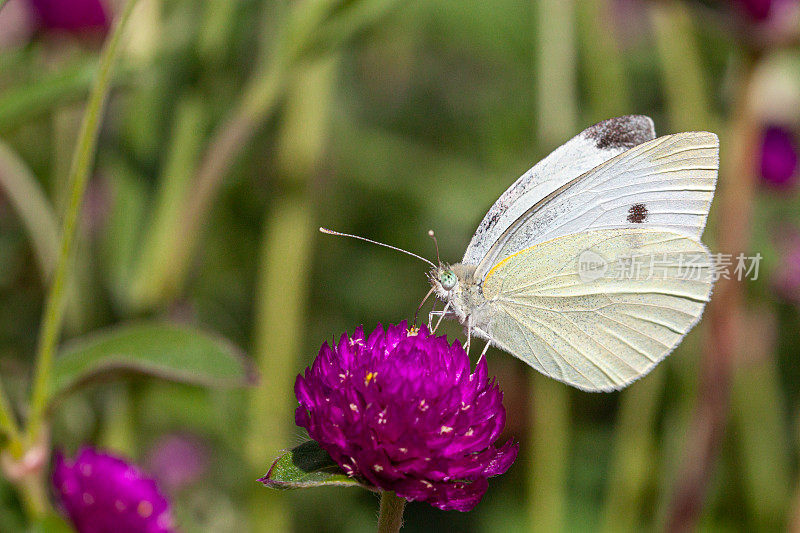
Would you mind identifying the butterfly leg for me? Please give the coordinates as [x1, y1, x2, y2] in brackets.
[431, 303, 451, 333]
[478, 341, 491, 362]
[465, 327, 472, 354]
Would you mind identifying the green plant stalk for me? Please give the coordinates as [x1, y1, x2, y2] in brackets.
[528, 0, 576, 531]
[650, 1, 716, 131]
[0, 376, 22, 453]
[26, 0, 140, 446]
[127, 95, 207, 310]
[246, 54, 338, 533]
[600, 370, 665, 532]
[377, 491, 406, 533]
[576, 0, 630, 122]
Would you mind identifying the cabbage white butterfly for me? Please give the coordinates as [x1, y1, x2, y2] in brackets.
[324, 115, 718, 392]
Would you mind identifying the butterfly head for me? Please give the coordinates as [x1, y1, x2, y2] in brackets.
[430, 265, 457, 296]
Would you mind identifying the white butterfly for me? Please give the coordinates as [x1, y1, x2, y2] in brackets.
[322, 115, 718, 392]
[427, 115, 718, 392]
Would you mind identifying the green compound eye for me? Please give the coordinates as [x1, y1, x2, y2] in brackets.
[440, 271, 457, 291]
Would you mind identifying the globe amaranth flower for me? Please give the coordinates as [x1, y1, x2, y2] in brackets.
[53, 447, 176, 533]
[759, 125, 799, 189]
[291, 322, 518, 512]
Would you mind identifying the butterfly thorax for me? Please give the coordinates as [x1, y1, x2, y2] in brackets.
[430, 263, 492, 327]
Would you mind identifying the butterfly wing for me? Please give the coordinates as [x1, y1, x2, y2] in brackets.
[462, 115, 656, 266]
[474, 131, 718, 277]
[480, 229, 713, 392]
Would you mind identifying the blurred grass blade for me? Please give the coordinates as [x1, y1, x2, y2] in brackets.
[127, 95, 208, 310]
[49, 322, 255, 402]
[0, 59, 129, 132]
[260, 441, 364, 490]
[0, 141, 58, 279]
[730, 308, 791, 530]
[650, 1, 715, 131]
[99, 157, 149, 305]
[576, 0, 630, 121]
[600, 370, 665, 532]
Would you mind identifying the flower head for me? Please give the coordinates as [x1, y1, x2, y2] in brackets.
[759, 125, 799, 189]
[30, 0, 109, 34]
[52, 447, 175, 533]
[292, 322, 518, 512]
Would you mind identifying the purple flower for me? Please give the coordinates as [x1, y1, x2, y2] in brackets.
[290, 322, 518, 512]
[759, 125, 799, 189]
[30, 0, 109, 34]
[146, 434, 209, 492]
[736, 0, 774, 21]
[52, 447, 176, 533]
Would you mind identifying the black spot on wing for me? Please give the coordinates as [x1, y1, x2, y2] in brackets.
[627, 203, 648, 223]
[583, 115, 655, 150]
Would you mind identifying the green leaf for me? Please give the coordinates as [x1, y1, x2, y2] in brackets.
[260, 441, 369, 490]
[49, 322, 256, 402]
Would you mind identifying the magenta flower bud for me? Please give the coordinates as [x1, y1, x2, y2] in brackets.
[759, 125, 799, 189]
[30, 0, 109, 34]
[291, 322, 518, 512]
[53, 447, 176, 533]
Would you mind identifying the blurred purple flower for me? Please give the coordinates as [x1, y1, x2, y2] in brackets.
[759, 125, 799, 189]
[285, 322, 518, 512]
[53, 447, 176, 533]
[735, 0, 773, 20]
[30, 0, 109, 34]
[146, 434, 209, 492]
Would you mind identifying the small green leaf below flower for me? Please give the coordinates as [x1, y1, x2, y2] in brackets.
[260, 441, 368, 490]
[48, 322, 256, 406]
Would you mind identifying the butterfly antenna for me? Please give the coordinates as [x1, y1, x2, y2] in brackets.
[320, 227, 435, 268]
[428, 230, 442, 265]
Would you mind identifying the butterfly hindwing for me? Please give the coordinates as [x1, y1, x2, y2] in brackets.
[480, 228, 713, 391]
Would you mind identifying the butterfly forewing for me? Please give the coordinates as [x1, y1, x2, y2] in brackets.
[463, 115, 656, 267]
[481, 229, 713, 391]
[474, 131, 719, 278]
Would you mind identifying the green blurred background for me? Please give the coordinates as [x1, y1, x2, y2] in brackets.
[0, 0, 799, 531]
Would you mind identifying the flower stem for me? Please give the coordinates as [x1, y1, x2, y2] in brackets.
[26, 0, 140, 446]
[0, 376, 22, 455]
[377, 491, 406, 533]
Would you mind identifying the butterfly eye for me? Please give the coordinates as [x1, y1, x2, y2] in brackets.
[440, 271, 457, 291]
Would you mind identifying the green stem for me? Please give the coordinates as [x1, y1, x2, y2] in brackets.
[0, 376, 22, 454]
[26, 0, 140, 445]
[377, 491, 406, 533]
